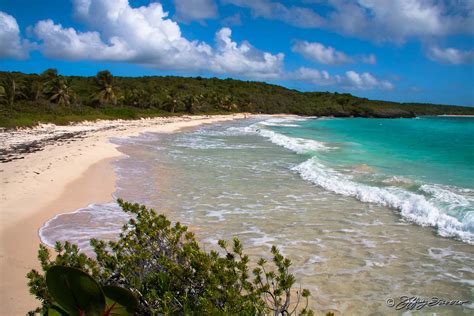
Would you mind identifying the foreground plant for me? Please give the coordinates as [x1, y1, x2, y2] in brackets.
[45, 266, 137, 316]
[27, 200, 314, 315]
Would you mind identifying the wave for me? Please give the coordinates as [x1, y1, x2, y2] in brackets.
[39, 202, 130, 252]
[256, 128, 331, 153]
[250, 117, 473, 244]
[294, 158, 473, 244]
[225, 116, 332, 153]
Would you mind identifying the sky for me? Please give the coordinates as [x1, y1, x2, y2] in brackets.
[0, 0, 473, 106]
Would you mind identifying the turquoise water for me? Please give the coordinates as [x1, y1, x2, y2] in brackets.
[40, 116, 474, 314]
[286, 117, 474, 188]
[263, 116, 474, 244]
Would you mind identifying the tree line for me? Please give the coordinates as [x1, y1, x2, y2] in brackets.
[1, 69, 473, 127]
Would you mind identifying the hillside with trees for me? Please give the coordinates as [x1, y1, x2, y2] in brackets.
[1, 70, 473, 128]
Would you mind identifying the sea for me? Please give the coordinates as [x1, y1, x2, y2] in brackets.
[40, 116, 474, 314]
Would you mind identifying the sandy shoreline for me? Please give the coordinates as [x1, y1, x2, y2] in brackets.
[0, 114, 247, 314]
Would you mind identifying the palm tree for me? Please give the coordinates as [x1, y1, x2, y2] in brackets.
[47, 77, 74, 106]
[41, 69, 74, 106]
[96, 70, 116, 106]
[0, 74, 25, 107]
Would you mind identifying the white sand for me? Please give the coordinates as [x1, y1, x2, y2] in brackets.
[0, 114, 248, 315]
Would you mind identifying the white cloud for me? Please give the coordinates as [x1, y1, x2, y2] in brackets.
[291, 67, 394, 90]
[290, 67, 335, 85]
[292, 41, 352, 65]
[0, 11, 30, 59]
[32, 0, 283, 78]
[173, 0, 218, 23]
[292, 40, 377, 66]
[213, 28, 284, 78]
[427, 46, 474, 65]
[225, 0, 474, 43]
[332, 0, 474, 42]
[342, 70, 393, 90]
[340, 0, 474, 42]
[330, 0, 444, 42]
[34, 19, 132, 61]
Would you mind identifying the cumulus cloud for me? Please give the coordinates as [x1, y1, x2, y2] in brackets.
[292, 41, 352, 65]
[427, 46, 474, 65]
[33, 19, 132, 61]
[224, 0, 474, 43]
[342, 70, 394, 90]
[33, 0, 283, 78]
[173, 0, 218, 23]
[328, 0, 445, 42]
[213, 28, 284, 78]
[290, 67, 335, 85]
[0, 11, 30, 59]
[291, 67, 394, 90]
[292, 40, 377, 65]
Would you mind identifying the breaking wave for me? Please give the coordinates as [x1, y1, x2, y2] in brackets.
[250, 117, 474, 244]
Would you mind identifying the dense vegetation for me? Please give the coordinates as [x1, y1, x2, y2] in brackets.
[1, 69, 473, 128]
[28, 200, 321, 315]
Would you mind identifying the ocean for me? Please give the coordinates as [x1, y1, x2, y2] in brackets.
[40, 116, 474, 314]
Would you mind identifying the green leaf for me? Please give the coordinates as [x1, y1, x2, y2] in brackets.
[47, 305, 69, 316]
[46, 266, 105, 316]
[102, 285, 139, 316]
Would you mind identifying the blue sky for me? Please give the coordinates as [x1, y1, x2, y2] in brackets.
[0, 0, 473, 106]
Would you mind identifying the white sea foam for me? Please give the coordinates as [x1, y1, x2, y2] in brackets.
[306, 255, 326, 264]
[260, 116, 309, 124]
[256, 128, 330, 153]
[249, 235, 276, 247]
[258, 117, 305, 127]
[39, 202, 131, 251]
[246, 119, 474, 244]
[292, 157, 473, 244]
[420, 184, 473, 210]
[225, 116, 309, 135]
[246, 117, 337, 153]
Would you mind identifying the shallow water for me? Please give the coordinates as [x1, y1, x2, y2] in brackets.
[40, 117, 474, 314]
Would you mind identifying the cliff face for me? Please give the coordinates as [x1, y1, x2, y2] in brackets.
[368, 108, 416, 118]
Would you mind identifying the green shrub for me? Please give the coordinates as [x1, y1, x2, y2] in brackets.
[27, 200, 314, 315]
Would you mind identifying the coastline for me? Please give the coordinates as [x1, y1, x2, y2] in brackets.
[437, 114, 474, 117]
[0, 114, 247, 315]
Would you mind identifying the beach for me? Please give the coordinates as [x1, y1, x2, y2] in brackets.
[2, 114, 472, 315]
[41, 115, 470, 314]
[0, 114, 247, 315]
